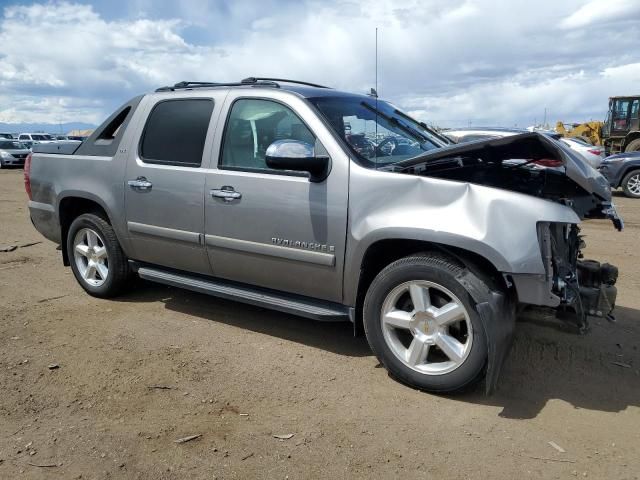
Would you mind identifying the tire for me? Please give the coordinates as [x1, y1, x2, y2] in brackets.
[625, 139, 640, 153]
[622, 169, 640, 198]
[363, 254, 488, 393]
[66, 213, 130, 298]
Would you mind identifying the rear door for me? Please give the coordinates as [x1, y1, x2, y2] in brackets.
[202, 90, 349, 302]
[124, 93, 222, 275]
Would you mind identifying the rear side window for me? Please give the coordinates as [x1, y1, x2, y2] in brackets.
[140, 99, 214, 167]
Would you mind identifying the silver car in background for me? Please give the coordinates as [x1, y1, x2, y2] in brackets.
[0, 140, 30, 167]
[559, 137, 605, 168]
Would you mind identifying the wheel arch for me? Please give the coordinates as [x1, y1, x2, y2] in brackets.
[620, 163, 640, 185]
[349, 237, 510, 335]
[57, 193, 114, 266]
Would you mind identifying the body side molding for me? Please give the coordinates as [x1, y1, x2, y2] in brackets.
[205, 234, 335, 267]
[127, 221, 201, 244]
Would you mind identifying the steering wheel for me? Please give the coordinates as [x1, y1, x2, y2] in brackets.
[376, 137, 398, 156]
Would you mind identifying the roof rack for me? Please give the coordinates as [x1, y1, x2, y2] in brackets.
[156, 80, 279, 92]
[155, 77, 330, 92]
[240, 77, 331, 89]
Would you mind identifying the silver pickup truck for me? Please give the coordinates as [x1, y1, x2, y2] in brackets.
[26, 78, 622, 393]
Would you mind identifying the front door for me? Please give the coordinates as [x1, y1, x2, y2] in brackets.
[203, 93, 349, 302]
[125, 96, 216, 275]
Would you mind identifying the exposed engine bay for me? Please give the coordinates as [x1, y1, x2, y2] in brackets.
[539, 222, 618, 332]
[390, 132, 623, 332]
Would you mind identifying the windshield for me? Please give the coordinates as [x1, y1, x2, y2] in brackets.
[308, 96, 446, 167]
[0, 141, 27, 149]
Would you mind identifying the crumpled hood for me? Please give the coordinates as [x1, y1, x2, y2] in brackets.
[396, 132, 612, 200]
[391, 132, 622, 230]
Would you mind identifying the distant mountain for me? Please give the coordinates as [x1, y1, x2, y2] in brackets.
[0, 122, 97, 135]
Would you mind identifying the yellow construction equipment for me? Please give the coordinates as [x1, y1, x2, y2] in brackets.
[555, 121, 604, 146]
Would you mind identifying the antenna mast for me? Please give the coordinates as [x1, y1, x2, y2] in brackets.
[374, 27, 378, 169]
[375, 27, 378, 95]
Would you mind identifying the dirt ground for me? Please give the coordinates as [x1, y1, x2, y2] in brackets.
[1, 168, 638, 479]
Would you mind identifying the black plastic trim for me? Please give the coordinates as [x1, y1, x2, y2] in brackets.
[74, 95, 143, 157]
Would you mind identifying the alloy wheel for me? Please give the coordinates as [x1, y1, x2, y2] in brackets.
[627, 174, 640, 196]
[380, 280, 473, 375]
[73, 228, 109, 287]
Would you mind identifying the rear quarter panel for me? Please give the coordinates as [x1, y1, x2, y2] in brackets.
[28, 103, 147, 253]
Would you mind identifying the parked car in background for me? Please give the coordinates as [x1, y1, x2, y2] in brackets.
[559, 137, 605, 169]
[52, 135, 82, 142]
[443, 127, 526, 144]
[0, 140, 30, 167]
[442, 127, 559, 143]
[66, 135, 87, 142]
[18, 133, 56, 149]
[0, 133, 15, 139]
[598, 151, 640, 198]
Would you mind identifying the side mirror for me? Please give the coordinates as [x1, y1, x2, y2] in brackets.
[265, 140, 329, 182]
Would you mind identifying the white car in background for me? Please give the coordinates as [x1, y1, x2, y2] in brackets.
[559, 137, 605, 169]
[18, 133, 57, 149]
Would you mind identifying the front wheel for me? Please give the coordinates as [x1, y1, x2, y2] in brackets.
[67, 213, 130, 298]
[622, 169, 640, 198]
[363, 254, 488, 393]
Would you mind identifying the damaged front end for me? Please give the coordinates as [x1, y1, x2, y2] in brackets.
[538, 222, 618, 332]
[392, 132, 622, 332]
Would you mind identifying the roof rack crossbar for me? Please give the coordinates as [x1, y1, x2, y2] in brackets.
[155, 80, 281, 92]
[241, 77, 330, 89]
[155, 77, 330, 93]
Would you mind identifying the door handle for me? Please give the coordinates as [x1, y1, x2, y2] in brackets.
[128, 176, 153, 191]
[211, 186, 242, 202]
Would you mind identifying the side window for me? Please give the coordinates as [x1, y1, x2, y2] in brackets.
[140, 99, 214, 167]
[19, 134, 27, 140]
[631, 100, 639, 118]
[220, 99, 315, 171]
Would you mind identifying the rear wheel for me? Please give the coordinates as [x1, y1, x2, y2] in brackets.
[625, 139, 640, 153]
[363, 254, 488, 393]
[67, 213, 130, 297]
[622, 169, 640, 198]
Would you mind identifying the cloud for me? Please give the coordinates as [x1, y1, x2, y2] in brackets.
[560, 0, 640, 29]
[405, 63, 640, 128]
[0, 0, 639, 127]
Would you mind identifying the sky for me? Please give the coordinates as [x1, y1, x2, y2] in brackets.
[0, 0, 639, 128]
